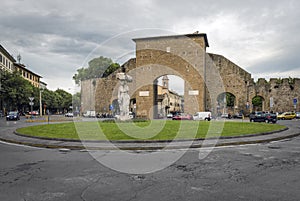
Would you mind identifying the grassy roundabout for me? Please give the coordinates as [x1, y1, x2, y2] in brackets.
[16, 120, 286, 141]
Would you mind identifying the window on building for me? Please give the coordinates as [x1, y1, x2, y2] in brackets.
[0, 54, 2, 63]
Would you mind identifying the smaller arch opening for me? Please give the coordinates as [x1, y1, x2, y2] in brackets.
[252, 96, 265, 111]
[217, 92, 236, 116]
[154, 75, 184, 118]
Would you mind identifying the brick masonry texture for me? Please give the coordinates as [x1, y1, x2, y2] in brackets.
[81, 34, 300, 118]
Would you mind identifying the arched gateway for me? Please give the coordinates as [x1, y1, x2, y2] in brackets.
[81, 33, 258, 119]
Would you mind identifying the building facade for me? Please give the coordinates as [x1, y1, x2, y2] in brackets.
[14, 63, 42, 88]
[156, 75, 183, 117]
[0, 44, 16, 73]
[0, 44, 44, 114]
[0, 44, 42, 88]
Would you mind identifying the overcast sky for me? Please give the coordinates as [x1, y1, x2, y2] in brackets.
[1, 0, 300, 94]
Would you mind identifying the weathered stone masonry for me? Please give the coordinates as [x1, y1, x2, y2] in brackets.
[81, 33, 300, 118]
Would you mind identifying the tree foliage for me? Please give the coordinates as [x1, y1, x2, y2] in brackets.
[217, 92, 235, 107]
[73, 56, 120, 85]
[0, 70, 72, 114]
[72, 92, 81, 112]
[252, 96, 263, 107]
[0, 71, 34, 111]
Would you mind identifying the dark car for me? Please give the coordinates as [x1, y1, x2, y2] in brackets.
[249, 111, 277, 123]
[233, 112, 243, 119]
[172, 113, 193, 120]
[6, 111, 20, 121]
[264, 113, 277, 123]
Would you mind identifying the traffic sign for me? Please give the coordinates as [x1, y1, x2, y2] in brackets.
[270, 97, 274, 108]
[29, 102, 34, 106]
[29, 97, 34, 102]
[293, 98, 297, 105]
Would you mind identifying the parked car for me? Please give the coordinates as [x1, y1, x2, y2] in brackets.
[83, 110, 96, 117]
[296, 112, 300, 119]
[167, 113, 173, 118]
[193, 112, 211, 121]
[65, 112, 74, 117]
[172, 113, 193, 120]
[263, 113, 277, 123]
[6, 111, 20, 121]
[220, 113, 232, 119]
[28, 111, 39, 116]
[249, 111, 277, 123]
[233, 112, 243, 119]
[277, 112, 296, 120]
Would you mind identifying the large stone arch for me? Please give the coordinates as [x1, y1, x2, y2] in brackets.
[126, 53, 205, 118]
[81, 34, 228, 118]
[129, 34, 210, 118]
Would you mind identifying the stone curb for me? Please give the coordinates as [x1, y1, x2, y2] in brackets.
[0, 128, 299, 151]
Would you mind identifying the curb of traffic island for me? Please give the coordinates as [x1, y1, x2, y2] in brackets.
[13, 127, 289, 144]
[0, 136, 86, 150]
[2, 130, 300, 150]
[212, 132, 300, 148]
[2, 131, 300, 151]
[217, 127, 289, 139]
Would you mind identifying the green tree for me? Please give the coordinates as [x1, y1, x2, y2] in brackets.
[72, 92, 81, 112]
[41, 88, 72, 114]
[0, 70, 73, 114]
[252, 96, 263, 107]
[0, 71, 35, 111]
[55, 89, 72, 112]
[73, 56, 120, 85]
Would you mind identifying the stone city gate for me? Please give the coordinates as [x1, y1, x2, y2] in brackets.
[126, 34, 211, 118]
[81, 33, 242, 118]
[81, 33, 300, 118]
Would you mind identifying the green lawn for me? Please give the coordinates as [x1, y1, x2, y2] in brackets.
[16, 120, 286, 141]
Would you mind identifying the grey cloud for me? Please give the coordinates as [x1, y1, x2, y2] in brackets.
[249, 49, 300, 74]
[1, 0, 300, 90]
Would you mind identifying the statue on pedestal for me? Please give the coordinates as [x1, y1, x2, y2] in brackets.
[117, 72, 132, 121]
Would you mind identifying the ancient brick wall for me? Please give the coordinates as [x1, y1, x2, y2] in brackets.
[206, 53, 252, 113]
[253, 78, 300, 112]
[81, 34, 300, 118]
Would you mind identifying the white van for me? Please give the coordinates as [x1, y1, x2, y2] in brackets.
[193, 112, 211, 121]
[83, 110, 96, 117]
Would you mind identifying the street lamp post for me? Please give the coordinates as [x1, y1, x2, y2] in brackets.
[39, 82, 46, 116]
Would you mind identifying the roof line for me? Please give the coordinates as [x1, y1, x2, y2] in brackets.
[14, 63, 42, 78]
[132, 33, 209, 47]
[0, 44, 16, 62]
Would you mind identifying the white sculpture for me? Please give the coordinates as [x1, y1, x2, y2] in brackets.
[117, 72, 132, 120]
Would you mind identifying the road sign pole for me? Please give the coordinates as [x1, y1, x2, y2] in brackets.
[293, 98, 297, 111]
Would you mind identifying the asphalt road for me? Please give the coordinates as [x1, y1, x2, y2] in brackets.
[0, 117, 299, 201]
